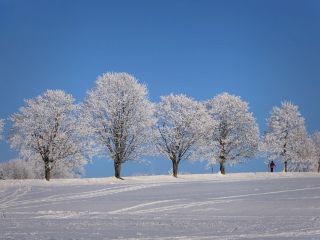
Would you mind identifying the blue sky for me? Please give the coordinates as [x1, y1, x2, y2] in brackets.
[1, 0, 320, 177]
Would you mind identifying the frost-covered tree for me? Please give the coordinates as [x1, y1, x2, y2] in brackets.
[0, 119, 4, 141]
[154, 94, 212, 177]
[9, 90, 89, 181]
[81, 72, 155, 179]
[205, 93, 259, 174]
[0, 159, 35, 179]
[262, 101, 308, 172]
[312, 131, 320, 173]
[287, 135, 316, 172]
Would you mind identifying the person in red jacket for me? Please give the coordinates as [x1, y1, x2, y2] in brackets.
[269, 161, 276, 172]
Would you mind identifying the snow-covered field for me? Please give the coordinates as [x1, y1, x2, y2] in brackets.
[1, 173, 320, 240]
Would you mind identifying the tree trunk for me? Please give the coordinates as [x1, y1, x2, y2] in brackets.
[220, 162, 225, 174]
[284, 161, 288, 172]
[172, 160, 178, 178]
[114, 161, 123, 180]
[318, 162, 320, 173]
[44, 162, 51, 181]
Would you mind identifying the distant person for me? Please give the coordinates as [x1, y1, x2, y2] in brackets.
[269, 161, 276, 172]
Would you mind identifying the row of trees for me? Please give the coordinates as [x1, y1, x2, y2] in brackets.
[0, 72, 319, 180]
[262, 103, 320, 173]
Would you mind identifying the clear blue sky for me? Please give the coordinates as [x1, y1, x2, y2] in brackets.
[1, 0, 320, 177]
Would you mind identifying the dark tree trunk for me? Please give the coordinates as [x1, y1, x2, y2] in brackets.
[44, 162, 51, 181]
[219, 162, 225, 175]
[284, 161, 288, 172]
[172, 160, 178, 178]
[114, 161, 123, 180]
[318, 162, 320, 173]
[282, 143, 287, 173]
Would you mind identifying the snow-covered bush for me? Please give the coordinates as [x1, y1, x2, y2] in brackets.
[0, 157, 84, 180]
[81, 72, 155, 179]
[154, 94, 212, 177]
[9, 90, 89, 181]
[0, 159, 35, 179]
[262, 101, 309, 172]
[23, 156, 85, 179]
[205, 93, 259, 174]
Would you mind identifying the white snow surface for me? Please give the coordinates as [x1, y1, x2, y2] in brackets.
[1, 172, 320, 240]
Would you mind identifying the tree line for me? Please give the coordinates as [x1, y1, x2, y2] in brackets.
[0, 72, 319, 180]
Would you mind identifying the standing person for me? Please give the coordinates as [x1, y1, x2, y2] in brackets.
[269, 161, 276, 172]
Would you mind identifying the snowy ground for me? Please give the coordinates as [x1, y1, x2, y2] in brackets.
[1, 173, 320, 240]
